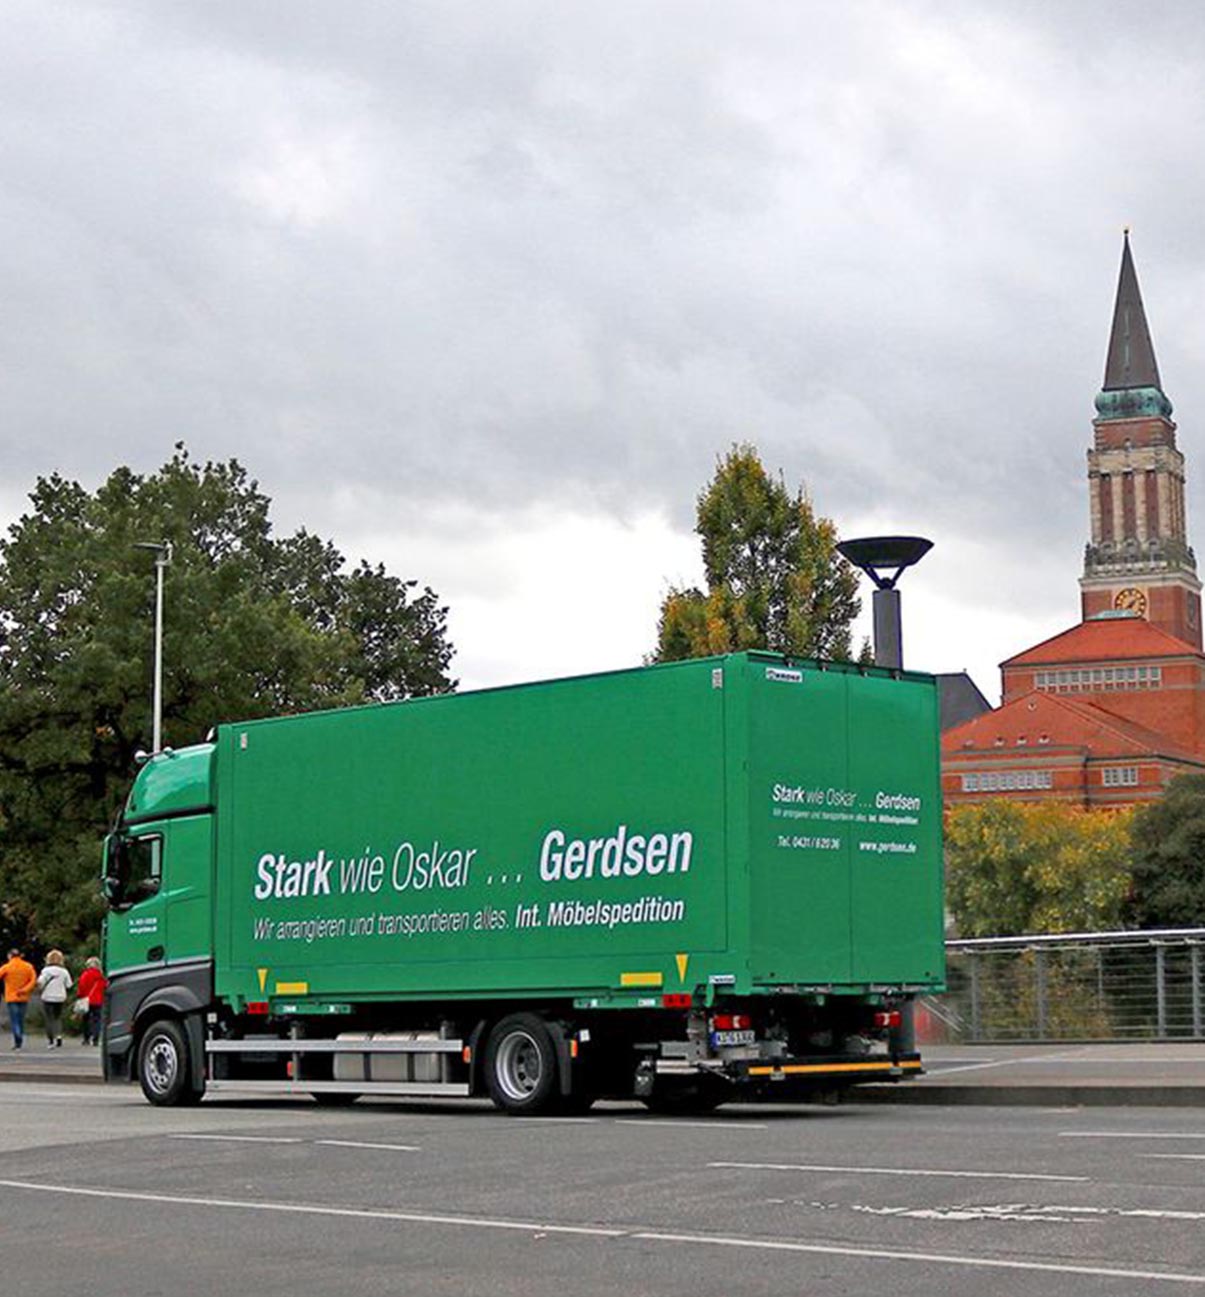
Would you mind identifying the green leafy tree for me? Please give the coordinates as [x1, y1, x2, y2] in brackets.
[0, 447, 454, 955]
[1127, 774, 1205, 927]
[945, 801, 1134, 937]
[653, 444, 861, 662]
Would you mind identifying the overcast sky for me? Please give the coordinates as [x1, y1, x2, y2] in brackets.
[5, 2, 1205, 698]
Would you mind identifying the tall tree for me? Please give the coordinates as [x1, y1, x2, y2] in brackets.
[945, 801, 1134, 937]
[0, 447, 454, 953]
[652, 445, 861, 663]
[1127, 774, 1205, 928]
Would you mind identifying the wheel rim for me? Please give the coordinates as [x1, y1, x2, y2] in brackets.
[494, 1030, 543, 1102]
[144, 1034, 178, 1096]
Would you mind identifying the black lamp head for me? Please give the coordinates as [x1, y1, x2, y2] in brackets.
[836, 535, 933, 590]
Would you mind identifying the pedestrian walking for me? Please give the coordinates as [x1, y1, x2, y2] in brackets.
[36, 949, 73, 1048]
[0, 948, 36, 1050]
[77, 956, 107, 1046]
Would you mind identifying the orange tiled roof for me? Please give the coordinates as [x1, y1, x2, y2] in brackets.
[941, 688, 1204, 765]
[1002, 616, 1203, 668]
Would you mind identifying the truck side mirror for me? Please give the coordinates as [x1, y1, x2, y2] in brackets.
[102, 833, 127, 908]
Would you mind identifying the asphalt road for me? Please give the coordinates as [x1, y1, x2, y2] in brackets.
[4, 1082, 1205, 1295]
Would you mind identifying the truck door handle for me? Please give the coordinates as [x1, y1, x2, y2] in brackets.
[148, 945, 164, 961]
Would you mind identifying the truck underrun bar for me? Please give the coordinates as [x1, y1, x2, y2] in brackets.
[740, 1053, 923, 1082]
[654, 1052, 923, 1083]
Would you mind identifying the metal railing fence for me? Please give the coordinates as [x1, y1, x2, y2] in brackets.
[929, 928, 1205, 1043]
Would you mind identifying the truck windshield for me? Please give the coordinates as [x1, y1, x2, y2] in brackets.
[104, 833, 162, 910]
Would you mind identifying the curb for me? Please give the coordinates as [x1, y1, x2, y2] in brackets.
[850, 1083, 1205, 1108]
[0, 1070, 104, 1086]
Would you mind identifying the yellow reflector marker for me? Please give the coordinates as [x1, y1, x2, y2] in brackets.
[274, 981, 309, 996]
[620, 971, 663, 988]
[675, 953, 689, 982]
[256, 968, 268, 993]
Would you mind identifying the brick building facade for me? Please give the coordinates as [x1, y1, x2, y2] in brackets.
[943, 235, 1205, 807]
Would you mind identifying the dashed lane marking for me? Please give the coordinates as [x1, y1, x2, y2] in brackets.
[1060, 1132, 1205, 1141]
[169, 1134, 303, 1144]
[315, 1140, 421, 1152]
[617, 1120, 768, 1131]
[710, 1161, 1087, 1182]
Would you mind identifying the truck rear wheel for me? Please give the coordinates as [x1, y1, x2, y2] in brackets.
[485, 1014, 560, 1115]
[137, 1018, 203, 1107]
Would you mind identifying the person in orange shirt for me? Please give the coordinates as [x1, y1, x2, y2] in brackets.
[0, 948, 37, 1051]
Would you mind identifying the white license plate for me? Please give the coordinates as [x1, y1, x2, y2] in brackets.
[711, 1029, 756, 1047]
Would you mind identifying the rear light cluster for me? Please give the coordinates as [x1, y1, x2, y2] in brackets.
[873, 1010, 902, 1029]
[711, 1013, 752, 1031]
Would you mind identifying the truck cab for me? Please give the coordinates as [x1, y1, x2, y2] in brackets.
[102, 744, 216, 1096]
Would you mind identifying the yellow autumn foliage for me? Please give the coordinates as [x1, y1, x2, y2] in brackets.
[945, 800, 1134, 937]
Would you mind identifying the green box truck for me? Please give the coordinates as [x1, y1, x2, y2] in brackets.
[101, 651, 944, 1115]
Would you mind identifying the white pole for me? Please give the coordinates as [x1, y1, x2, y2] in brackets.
[151, 543, 171, 752]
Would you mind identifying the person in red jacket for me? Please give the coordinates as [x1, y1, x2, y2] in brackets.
[0, 948, 37, 1051]
[77, 957, 107, 1046]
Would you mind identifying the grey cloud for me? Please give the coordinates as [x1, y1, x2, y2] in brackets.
[3, 0, 1205, 602]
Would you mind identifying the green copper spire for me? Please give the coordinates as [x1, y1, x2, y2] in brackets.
[1095, 230, 1172, 420]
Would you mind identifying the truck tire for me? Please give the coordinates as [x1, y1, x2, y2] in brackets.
[137, 1018, 203, 1107]
[485, 1013, 560, 1115]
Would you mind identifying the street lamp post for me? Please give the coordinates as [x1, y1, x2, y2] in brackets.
[835, 535, 933, 669]
[134, 541, 172, 753]
[835, 534, 932, 1056]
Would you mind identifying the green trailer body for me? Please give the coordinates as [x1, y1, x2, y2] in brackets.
[102, 652, 944, 1113]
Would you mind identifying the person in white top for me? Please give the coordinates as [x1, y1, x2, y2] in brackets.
[36, 950, 73, 1048]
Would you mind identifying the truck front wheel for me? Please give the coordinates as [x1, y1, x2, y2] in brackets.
[485, 1014, 560, 1115]
[137, 1018, 202, 1107]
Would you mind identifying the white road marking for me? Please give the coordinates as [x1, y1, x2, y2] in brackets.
[1142, 1154, 1205, 1162]
[623, 1229, 1205, 1285]
[169, 1134, 303, 1144]
[502, 1117, 598, 1125]
[0, 1179, 623, 1237]
[926, 1049, 1083, 1076]
[1060, 1132, 1205, 1140]
[315, 1140, 420, 1152]
[1048, 1056, 1205, 1064]
[617, 1119, 768, 1131]
[710, 1161, 1087, 1183]
[852, 1202, 1205, 1223]
[3, 1179, 1205, 1285]
[169, 1134, 421, 1152]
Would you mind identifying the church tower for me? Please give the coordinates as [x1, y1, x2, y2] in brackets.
[1080, 232, 1202, 649]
